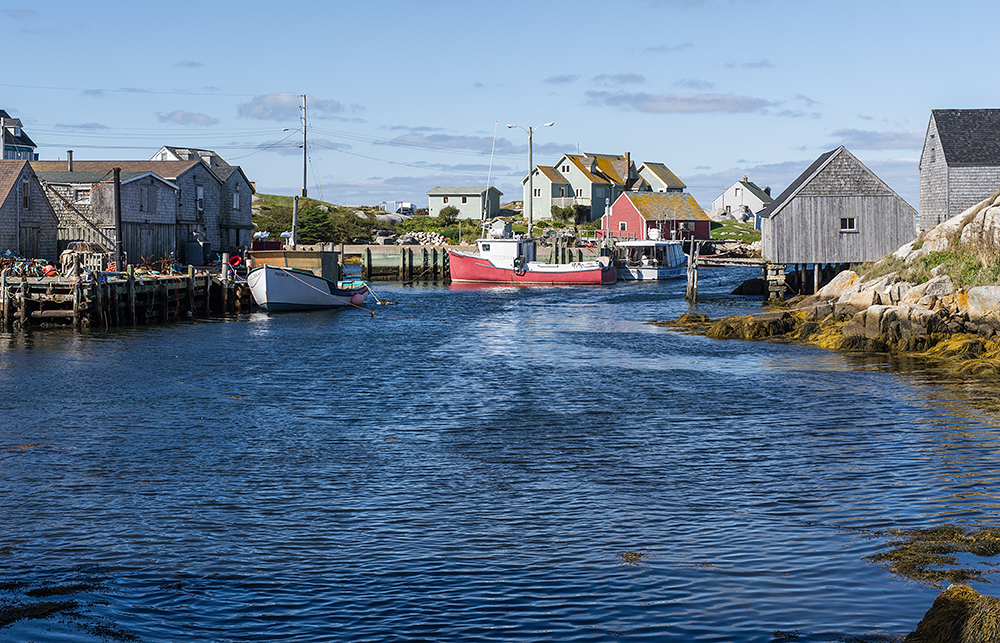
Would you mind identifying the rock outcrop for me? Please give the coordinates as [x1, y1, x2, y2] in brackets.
[657, 189, 1000, 372]
[905, 584, 1000, 642]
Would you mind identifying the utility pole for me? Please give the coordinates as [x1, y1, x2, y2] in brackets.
[292, 196, 299, 248]
[301, 94, 307, 198]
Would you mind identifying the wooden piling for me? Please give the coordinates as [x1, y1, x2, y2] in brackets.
[127, 265, 136, 325]
[222, 253, 230, 313]
[187, 264, 195, 317]
[1, 269, 8, 330]
[19, 281, 27, 329]
[685, 241, 700, 303]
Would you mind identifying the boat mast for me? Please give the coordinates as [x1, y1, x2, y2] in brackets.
[300, 94, 307, 198]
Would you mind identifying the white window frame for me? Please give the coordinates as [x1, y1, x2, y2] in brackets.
[619, 221, 627, 231]
[840, 217, 857, 233]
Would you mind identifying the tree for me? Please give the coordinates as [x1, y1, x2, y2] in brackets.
[295, 206, 335, 244]
[439, 205, 459, 225]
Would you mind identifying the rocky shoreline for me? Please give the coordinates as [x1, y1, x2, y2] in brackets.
[658, 268, 1000, 377]
[660, 188, 1000, 377]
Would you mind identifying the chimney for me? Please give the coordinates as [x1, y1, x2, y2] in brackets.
[67, 150, 73, 172]
[764, 186, 771, 196]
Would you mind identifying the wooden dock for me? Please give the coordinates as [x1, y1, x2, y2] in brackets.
[1, 263, 253, 331]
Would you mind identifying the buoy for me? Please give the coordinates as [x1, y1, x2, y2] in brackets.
[43, 264, 57, 277]
[350, 293, 365, 306]
[228, 255, 242, 267]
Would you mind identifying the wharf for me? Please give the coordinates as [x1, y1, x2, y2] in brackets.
[1, 264, 253, 331]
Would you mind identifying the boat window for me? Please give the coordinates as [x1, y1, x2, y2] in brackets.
[481, 243, 490, 252]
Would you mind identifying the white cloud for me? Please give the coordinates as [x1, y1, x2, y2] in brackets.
[586, 90, 776, 114]
[1, 9, 37, 19]
[545, 74, 580, 85]
[237, 93, 365, 121]
[592, 73, 646, 86]
[157, 110, 218, 126]
[55, 122, 109, 130]
[829, 128, 924, 150]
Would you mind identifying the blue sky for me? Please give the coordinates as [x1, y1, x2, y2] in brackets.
[4, 0, 998, 212]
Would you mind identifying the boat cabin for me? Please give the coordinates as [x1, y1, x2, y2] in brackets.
[617, 239, 685, 269]
[477, 237, 536, 270]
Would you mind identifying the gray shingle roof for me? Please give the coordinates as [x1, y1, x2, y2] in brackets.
[933, 109, 1000, 166]
[760, 148, 839, 218]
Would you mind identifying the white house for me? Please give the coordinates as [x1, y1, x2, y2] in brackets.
[426, 186, 502, 219]
[712, 177, 772, 223]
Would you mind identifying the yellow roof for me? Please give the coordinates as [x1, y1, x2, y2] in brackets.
[588, 154, 628, 184]
[622, 192, 708, 221]
[640, 162, 686, 190]
[537, 166, 570, 183]
[563, 154, 610, 184]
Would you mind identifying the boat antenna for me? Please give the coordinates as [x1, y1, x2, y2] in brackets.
[484, 121, 497, 219]
[482, 120, 498, 236]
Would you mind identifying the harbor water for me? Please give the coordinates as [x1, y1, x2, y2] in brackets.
[3, 267, 1000, 641]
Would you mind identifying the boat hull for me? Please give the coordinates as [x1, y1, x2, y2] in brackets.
[447, 250, 616, 285]
[247, 265, 367, 312]
[617, 265, 686, 280]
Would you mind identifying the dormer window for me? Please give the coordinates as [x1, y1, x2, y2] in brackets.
[12, 125, 20, 137]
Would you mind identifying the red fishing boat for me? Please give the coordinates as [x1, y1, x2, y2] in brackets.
[447, 236, 616, 285]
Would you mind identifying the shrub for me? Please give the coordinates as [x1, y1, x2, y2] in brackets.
[439, 205, 459, 225]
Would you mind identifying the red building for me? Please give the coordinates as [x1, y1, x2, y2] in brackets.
[600, 192, 711, 241]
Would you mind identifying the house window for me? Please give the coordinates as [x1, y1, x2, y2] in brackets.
[562, 165, 569, 173]
[196, 185, 204, 212]
[75, 189, 89, 203]
[461, 196, 467, 204]
[840, 217, 857, 232]
[443, 196, 448, 204]
[930, 135, 936, 162]
[139, 185, 148, 211]
[533, 188, 540, 197]
[619, 222, 627, 231]
[576, 188, 582, 197]
[21, 179, 29, 210]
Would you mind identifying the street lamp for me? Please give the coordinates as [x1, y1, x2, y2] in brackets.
[507, 121, 553, 238]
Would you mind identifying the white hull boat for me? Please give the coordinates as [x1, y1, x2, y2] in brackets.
[247, 264, 367, 312]
[615, 238, 687, 281]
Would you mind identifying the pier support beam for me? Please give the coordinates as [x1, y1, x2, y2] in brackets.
[765, 263, 786, 302]
[685, 241, 700, 303]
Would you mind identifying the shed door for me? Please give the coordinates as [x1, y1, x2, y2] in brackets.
[19, 226, 41, 259]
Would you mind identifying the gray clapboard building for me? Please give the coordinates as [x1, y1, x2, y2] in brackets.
[919, 109, 1000, 231]
[760, 146, 917, 265]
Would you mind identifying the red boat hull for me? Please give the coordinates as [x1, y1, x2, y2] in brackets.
[447, 250, 616, 285]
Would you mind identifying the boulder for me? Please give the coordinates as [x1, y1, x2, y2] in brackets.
[817, 270, 862, 299]
[966, 286, 1000, 330]
[902, 275, 957, 308]
[905, 584, 1000, 642]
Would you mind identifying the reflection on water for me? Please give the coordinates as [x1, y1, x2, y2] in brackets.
[2, 278, 1000, 641]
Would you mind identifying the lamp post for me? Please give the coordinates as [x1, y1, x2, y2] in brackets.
[507, 121, 553, 238]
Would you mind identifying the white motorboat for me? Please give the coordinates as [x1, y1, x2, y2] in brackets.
[247, 264, 367, 312]
[615, 230, 687, 281]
